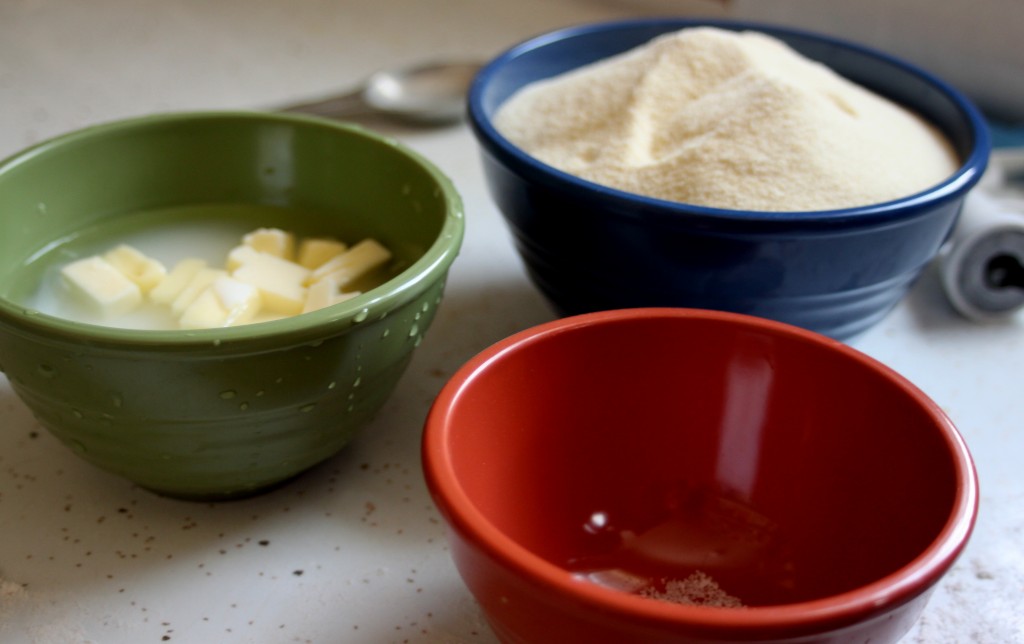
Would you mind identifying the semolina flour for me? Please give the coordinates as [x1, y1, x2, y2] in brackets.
[494, 27, 960, 212]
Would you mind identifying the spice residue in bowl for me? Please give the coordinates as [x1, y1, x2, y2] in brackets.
[566, 486, 798, 607]
[641, 571, 746, 608]
[578, 568, 746, 608]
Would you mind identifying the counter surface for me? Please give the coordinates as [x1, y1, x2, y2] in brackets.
[1, 1, 1020, 642]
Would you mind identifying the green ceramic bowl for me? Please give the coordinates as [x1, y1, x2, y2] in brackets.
[0, 112, 464, 499]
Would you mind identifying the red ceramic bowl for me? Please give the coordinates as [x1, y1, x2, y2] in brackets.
[423, 309, 978, 643]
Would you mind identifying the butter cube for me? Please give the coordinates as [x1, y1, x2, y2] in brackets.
[177, 289, 223, 329]
[170, 267, 227, 317]
[226, 245, 261, 272]
[232, 252, 310, 315]
[308, 238, 392, 287]
[242, 228, 295, 260]
[212, 276, 262, 322]
[179, 276, 261, 329]
[150, 258, 207, 305]
[103, 244, 167, 293]
[303, 274, 361, 313]
[60, 256, 142, 319]
[297, 237, 348, 270]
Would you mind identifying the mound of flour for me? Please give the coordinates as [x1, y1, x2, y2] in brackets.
[494, 27, 959, 212]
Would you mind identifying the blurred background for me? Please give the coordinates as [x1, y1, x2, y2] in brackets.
[602, 0, 1024, 122]
[2, 0, 1021, 159]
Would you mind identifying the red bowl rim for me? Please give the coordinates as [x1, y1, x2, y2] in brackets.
[422, 307, 979, 636]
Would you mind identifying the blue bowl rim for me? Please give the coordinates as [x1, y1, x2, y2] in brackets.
[468, 17, 992, 228]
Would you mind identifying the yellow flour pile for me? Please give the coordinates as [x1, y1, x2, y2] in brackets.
[494, 27, 959, 212]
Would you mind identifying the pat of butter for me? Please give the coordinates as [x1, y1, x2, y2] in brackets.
[303, 274, 361, 313]
[297, 237, 348, 270]
[226, 245, 260, 272]
[103, 244, 167, 293]
[60, 256, 142, 318]
[242, 227, 295, 260]
[308, 238, 392, 287]
[232, 251, 310, 315]
[171, 267, 228, 317]
[150, 258, 207, 305]
[179, 276, 262, 329]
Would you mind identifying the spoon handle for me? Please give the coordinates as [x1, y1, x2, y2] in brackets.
[280, 90, 368, 118]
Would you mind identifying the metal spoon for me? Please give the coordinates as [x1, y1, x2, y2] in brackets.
[281, 61, 481, 125]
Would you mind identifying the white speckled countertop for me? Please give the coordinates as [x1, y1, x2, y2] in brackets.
[0, 1, 1021, 642]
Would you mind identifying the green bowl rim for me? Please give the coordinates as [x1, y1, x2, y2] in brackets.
[0, 110, 465, 351]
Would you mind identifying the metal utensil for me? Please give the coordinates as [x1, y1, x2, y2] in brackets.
[282, 60, 481, 125]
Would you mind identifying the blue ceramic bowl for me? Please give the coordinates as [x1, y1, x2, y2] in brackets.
[468, 18, 991, 339]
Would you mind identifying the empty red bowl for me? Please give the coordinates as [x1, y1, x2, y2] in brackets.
[423, 308, 978, 643]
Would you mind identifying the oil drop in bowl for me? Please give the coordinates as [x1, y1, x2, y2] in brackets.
[423, 308, 978, 643]
[0, 111, 464, 499]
